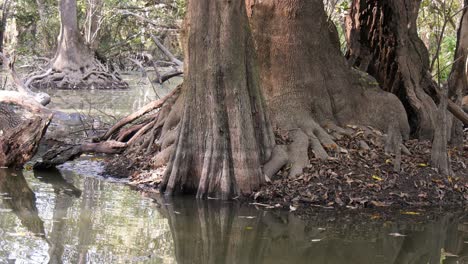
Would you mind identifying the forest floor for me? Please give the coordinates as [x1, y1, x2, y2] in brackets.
[125, 126, 468, 213]
[255, 128, 468, 212]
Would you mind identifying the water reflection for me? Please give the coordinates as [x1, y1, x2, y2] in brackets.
[34, 169, 81, 264]
[0, 166, 467, 263]
[0, 169, 45, 237]
[156, 197, 468, 264]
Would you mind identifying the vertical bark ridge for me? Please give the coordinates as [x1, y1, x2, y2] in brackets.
[160, 0, 275, 199]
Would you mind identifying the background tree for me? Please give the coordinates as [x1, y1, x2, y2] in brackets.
[27, 0, 127, 89]
[0, 0, 11, 53]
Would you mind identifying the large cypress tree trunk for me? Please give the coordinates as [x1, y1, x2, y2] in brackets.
[29, 0, 127, 89]
[247, 0, 409, 176]
[345, 0, 439, 139]
[448, 0, 468, 145]
[158, 0, 276, 199]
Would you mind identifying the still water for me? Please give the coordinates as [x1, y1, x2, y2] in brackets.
[0, 166, 467, 263]
[1, 73, 467, 263]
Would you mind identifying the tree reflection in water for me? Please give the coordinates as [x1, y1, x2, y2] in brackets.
[157, 197, 467, 264]
[34, 168, 82, 264]
[0, 169, 45, 237]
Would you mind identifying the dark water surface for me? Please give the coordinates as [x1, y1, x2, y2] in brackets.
[0, 165, 467, 264]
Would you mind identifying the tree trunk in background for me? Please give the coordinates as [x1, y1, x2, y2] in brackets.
[448, 0, 468, 145]
[247, 0, 409, 176]
[159, 0, 276, 199]
[345, 0, 439, 139]
[0, 0, 11, 53]
[52, 0, 95, 71]
[29, 0, 127, 89]
[84, 0, 104, 50]
[35, 0, 55, 55]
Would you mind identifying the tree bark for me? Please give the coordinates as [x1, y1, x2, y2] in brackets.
[159, 0, 276, 199]
[0, 114, 52, 168]
[0, 0, 11, 53]
[345, 0, 439, 139]
[448, 0, 468, 145]
[247, 0, 409, 176]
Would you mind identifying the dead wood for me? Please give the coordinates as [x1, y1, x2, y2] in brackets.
[0, 115, 52, 168]
[34, 141, 127, 169]
[100, 85, 181, 140]
[150, 35, 183, 67]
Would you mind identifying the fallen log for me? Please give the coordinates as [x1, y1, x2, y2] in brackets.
[34, 141, 127, 169]
[0, 115, 52, 168]
[0, 52, 54, 168]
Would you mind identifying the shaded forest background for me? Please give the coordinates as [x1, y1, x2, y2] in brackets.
[0, 0, 463, 82]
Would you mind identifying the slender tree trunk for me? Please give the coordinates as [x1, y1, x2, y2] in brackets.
[159, 0, 276, 199]
[448, 0, 468, 145]
[247, 0, 409, 176]
[345, 0, 439, 139]
[35, 0, 55, 55]
[84, 0, 104, 50]
[0, 0, 11, 53]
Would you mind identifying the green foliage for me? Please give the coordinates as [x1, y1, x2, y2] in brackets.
[417, 0, 462, 82]
[11, 0, 186, 60]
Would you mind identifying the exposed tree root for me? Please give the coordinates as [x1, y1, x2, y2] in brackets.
[100, 85, 181, 140]
[27, 59, 128, 90]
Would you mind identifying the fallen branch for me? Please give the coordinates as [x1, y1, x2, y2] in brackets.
[155, 69, 183, 84]
[150, 35, 183, 67]
[100, 85, 181, 140]
[448, 100, 468, 125]
[0, 91, 51, 114]
[25, 68, 53, 88]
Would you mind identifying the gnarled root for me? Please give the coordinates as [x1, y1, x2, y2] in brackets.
[27, 59, 128, 90]
[273, 119, 346, 178]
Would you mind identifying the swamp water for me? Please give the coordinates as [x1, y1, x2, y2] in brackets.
[0, 73, 467, 263]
